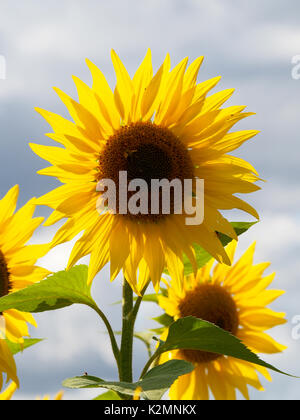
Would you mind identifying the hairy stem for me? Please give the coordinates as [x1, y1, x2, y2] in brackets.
[90, 303, 121, 375]
[120, 278, 134, 381]
[119, 278, 151, 399]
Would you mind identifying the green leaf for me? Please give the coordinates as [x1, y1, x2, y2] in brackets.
[6, 338, 43, 355]
[63, 359, 194, 400]
[0, 265, 96, 313]
[93, 390, 122, 400]
[153, 313, 174, 327]
[140, 360, 194, 399]
[182, 221, 257, 275]
[157, 316, 293, 377]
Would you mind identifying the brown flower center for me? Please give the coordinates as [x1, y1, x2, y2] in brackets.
[97, 121, 194, 222]
[178, 283, 239, 364]
[0, 250, 11, 317]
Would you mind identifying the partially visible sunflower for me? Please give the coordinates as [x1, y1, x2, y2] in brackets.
[158, 241, 286, 400]
[0, 382, 64, 400]
[0, 341, 18, 391]
[0, 380, 18, 400]
[0, 185, 50, 345]
[37, 391, 64, 401]
[31, 50, 260, 293]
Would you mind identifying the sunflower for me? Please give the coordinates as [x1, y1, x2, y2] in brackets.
[0, 382, 64, 400]
[37, 391, 64, 401]
[158, 241, 286, 400]
[0, 340, 18, 391]
[0, 380, 18, 400]
[0, 185, 50, 345]
[30, 50, 260, 293]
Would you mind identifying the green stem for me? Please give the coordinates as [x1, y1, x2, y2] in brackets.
[90, 303, 121, 376]
[119, 278, 151, 400]
[131, 282, 150, 323]
[120, 277, 134, 383]
[139, 347, 161, 380]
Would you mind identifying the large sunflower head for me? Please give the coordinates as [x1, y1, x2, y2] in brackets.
[0, 185, 50, 345]
[31, 50, 260, 293]
[158, 241, 287, 400]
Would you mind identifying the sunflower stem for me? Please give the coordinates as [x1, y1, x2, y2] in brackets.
[90, 303, 121, 375]
[119, 277, 134, 396]
[131, 281, 151, 323]
[119, 278, 151, 399]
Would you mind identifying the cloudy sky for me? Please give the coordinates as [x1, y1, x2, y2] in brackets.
[1, 0, 300, 400]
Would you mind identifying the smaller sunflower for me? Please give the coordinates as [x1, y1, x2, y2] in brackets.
[0, 185, 50, 391]
[0, 380, 17, 400]
[0, 382, 64, 400]
[37, 391, 64, 401]
[158, 241, 286, 400]
[0, 340, 18, 391]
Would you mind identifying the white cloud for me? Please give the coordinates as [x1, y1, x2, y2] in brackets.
[1, 0, 299, 101]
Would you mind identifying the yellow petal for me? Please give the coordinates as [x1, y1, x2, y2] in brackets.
[0, 185, 19, 227]
[239, 329, 287, 354]
[72, 75, 114, 137]
[155, 57, 188, 125]
[140, 56, 167, 120]
[206, 363, 227, 400]
[183, 56, 204, 91]
[0, 381, 18, 400]
[132, 49, 153, 120]
[111, 50, 134, 122]
[109, 220, 130, 281]
[239, 308, 286, 331]
[86, 58, 120, 130]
